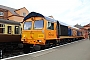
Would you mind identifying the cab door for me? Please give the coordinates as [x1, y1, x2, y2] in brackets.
[45, 21, 57, 40]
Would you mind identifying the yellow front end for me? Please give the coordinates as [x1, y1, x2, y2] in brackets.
[21, 30, 45, 45]
[21, 17, 46, 45]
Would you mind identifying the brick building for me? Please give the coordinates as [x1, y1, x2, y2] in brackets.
[0, 5, 29, 31]
[81, 23, 90, 39]
[0, 5, 29, 22]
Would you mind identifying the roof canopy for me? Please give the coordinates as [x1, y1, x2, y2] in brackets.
[0, 19, 20, 25]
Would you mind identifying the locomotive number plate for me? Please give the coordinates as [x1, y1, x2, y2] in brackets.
[38, 34, 44, 38]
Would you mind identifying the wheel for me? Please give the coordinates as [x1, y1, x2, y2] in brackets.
[33, 45, 41, 51]
[41, 45, 45, 50]
[23, 44, 30, 54]
[45, 43, 49, 49]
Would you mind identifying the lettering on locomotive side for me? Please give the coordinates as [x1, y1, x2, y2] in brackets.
[48, 32, 54, 36]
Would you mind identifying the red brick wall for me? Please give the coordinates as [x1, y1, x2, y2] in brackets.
[0, 8, 8, 20]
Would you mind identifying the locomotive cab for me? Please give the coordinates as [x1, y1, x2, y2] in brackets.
[22, 17, 57, 45]
[21, 17, 45, 45]
[21, 12, 57, 51]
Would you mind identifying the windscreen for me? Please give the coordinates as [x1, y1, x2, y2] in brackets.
[34, 20, 44, 29]
[24, 21, 32, 30]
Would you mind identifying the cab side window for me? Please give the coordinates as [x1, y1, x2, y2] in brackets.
[47, 22, 54, 30]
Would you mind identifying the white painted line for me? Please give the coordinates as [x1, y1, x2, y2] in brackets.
[1, 54, 28, 60]
[71, 42, 74, 43]
[75, 41, 78, 42]
[49, 48, 53, 50]
[2, 39, 84, 60]
[60, 45, 64, 47]
[56, 46, 60, 48]
[52, 47, 57, 49]
[79, 40, 82, 41]
[64, 44, 68, 46]
[67, 43, 71, 44]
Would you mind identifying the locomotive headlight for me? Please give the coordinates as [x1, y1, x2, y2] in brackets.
[21, 39, 25, 41]
[24, 35, 26, 38]
[21, 39, 23, 41]
[39, 40, 42, 42]
[37, 40, 42, 42]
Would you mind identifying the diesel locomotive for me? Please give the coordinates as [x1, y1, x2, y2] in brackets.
[21, 12, 84, 52]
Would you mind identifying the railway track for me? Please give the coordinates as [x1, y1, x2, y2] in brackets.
[0, 49, 23, 59]
[0, 39, 84, 59]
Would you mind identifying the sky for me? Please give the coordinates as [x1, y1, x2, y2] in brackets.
[0, 0, 90, 26]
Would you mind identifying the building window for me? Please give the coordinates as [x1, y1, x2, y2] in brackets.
[0, 12, 4, 16]
[0, 28, 5, 33]
[47, 22, 54, 30]
[23, 13, 26, 17]
[0, 24, 5, 33]
[0, 24, 5, 27]
[15, 26, 19, 34]
[7, 26, 12, 34]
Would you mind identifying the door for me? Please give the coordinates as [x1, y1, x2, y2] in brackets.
[7, 26, 12, 34]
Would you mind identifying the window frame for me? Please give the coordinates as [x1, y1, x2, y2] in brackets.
[15, 26, 20, 34]
[7, 26, 12, 34]
[34, 20, 44, 30]
[24, 21, 32, 30]
[0, 24, 5, 27]
[47, 21, 54, 30]
[23, 12, 26, 17]
[0, 23, 5, 33]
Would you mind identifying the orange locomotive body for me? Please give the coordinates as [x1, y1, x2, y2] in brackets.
[21, 12, 84, 52]
[21, 16, 57, 45]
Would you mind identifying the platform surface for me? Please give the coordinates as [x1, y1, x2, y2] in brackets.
[3, 39, 90, 60]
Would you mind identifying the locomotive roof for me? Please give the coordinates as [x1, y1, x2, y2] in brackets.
[59, 21, 69, 26]
[0, 19, 20, 25]
[24, 12, 69, 26]
[24, 12, 57, 22]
